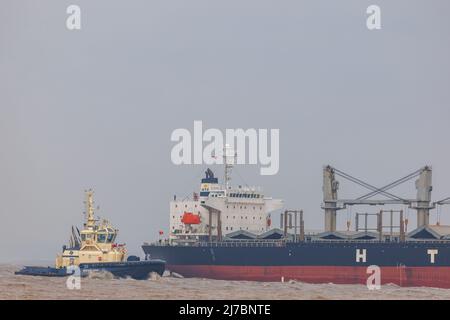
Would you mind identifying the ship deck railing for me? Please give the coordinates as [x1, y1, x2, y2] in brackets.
[147, 238, 450, 247]
[197, 240, 287, 247]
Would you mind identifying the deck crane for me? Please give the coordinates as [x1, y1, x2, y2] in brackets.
[322, 166, 433, 232]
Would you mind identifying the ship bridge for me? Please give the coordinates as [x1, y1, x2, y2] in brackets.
[170, 165, 283, 243]
[95, 227, 117, 243]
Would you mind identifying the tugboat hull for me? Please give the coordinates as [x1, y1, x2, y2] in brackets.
[80, 260, 166, 280]
[15, 260, 165, 280]
[15, 266, 71, 277]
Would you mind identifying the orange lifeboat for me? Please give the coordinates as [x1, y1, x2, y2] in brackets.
[181, 212, 201, 225]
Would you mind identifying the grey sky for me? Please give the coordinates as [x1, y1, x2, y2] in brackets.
[1, 0, 449, 262]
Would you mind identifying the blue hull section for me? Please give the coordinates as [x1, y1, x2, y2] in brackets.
[15, 266, 70, 277]
[15, 260, 166, 280]
[143, 242, 450, 267]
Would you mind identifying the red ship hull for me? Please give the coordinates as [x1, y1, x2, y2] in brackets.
[168, 265, 450, 288]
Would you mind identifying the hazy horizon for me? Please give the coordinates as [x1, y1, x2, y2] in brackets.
[1, 0, 450, 263]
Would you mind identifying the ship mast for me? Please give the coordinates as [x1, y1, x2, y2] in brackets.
[223, 144, 236, 195]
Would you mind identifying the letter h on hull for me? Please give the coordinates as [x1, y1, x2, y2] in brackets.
[356, 249, 367, 263]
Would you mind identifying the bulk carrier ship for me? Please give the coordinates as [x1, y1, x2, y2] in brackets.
[143, 146, 450, 288]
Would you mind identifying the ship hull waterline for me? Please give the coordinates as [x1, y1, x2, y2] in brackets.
[166, 265, 450, 288]
[143, 242, 450, 288]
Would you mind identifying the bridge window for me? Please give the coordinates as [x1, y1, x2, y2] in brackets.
[107, 234, 115, 243]
[97, 233, 107, 243]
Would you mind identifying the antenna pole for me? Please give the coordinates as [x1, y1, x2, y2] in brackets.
[85, 190, 95, 229]
[223, 144, 236, 195]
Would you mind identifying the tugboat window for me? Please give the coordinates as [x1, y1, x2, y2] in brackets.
[107, 233, 115, 242]
[97, 233, 107, 243]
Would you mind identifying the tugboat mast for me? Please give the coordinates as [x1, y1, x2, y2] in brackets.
[85, 190, 96, 230]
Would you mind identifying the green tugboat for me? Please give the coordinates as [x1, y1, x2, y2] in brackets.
[16, 190, 165, 280]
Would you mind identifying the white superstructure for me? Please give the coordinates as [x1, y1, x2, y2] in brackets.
[169, 146, 283, 243]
